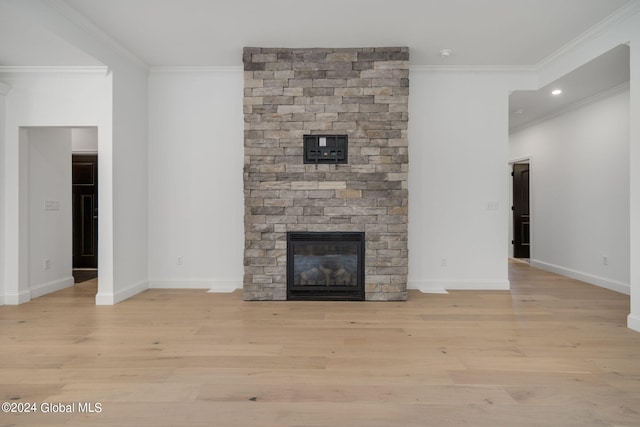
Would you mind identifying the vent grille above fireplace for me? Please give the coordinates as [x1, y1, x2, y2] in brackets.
[303, 135, 348, 164]
[287, 232, 365, 301]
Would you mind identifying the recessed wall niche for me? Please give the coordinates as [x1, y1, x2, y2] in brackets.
[243, 47, 409, 301]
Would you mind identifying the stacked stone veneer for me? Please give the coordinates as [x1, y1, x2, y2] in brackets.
[243, 47, 409, 301]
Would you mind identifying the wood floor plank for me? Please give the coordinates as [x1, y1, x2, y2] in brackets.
[1, 260, 640, 426]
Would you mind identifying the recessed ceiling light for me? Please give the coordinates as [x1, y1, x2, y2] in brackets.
[439, 49, 453, 58]
[551, 89, 562, 96]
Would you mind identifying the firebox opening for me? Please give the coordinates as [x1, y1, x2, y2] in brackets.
[287, 232, 365, 301]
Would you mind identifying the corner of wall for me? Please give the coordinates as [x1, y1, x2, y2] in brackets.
[0, 83, 8, 306]
[628, 313, 640, 333]
[96, 279, 148, 305]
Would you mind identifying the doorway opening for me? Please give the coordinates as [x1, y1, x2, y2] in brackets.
[72, 153, 98, 284]
[16, 127, 98, 301]
[512, 161, 530, 259]
[18, 126, 100, 302]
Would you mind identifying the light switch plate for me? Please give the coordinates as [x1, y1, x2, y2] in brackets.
[44, 200, 60, 211]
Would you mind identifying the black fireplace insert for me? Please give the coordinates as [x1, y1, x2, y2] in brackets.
[287, 232, 365, 301]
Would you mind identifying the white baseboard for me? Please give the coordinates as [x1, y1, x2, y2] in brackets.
[408, 281, 448, 293]
[207, 281, 242, 293]
[29, 276, 74, 299]
[2, 277, 75, 305]
[148, 279, 242, 293]
[2, 289, 31, 305]
[408, 279, 510, 293]
[149, 280, 211, 289]
[96, 279, 148, 305]
[530, 259, 630, 295]
[628, 313, 640, 333]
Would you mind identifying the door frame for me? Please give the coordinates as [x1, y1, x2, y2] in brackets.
[72, 152, 98, 270]
[9, 126, 100, 304]
[508, 155, 533, 260]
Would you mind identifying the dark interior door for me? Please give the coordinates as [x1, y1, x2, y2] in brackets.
[512, 163, 530, 258]
[72, 155, 98, 268]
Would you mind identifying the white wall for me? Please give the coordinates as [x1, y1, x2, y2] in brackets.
[407, 70, 535, 292]
[630, 30, 640, 332]
[26, 127, 74, 298]
[95, 62, 149, 304]
[71, 127, 98, 153]
[3, 0, 149, 305]
[147, 67, 536, 294]
[147, 69, 244, 290]
[531, 9, 640, 331]
[1, 70, 111, 304]
[510, 88, 630, 293]
[0, 82, 9, 305]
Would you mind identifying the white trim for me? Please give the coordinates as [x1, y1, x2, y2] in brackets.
[0, 66, 109, 76]
[441, 280, 510, 291]
[408, 279, 510, 292]
[3, 290, 31, 305]
[45, 0, 148, 71]
[149, 66, 243, 74]
[530, 259, 630, 295]
[95, 279, 148, 305]
[29, 276, 74, 299]
[509, 154, 533, 165]
[149, 280, 213, 289]
[207, 282, 242, 293]
[412, 3, 640, 73]
[408, 281, 449, 294]
[510, 82, 631, 134]
[148, 279, 242, 292]
[410, 65, 535, 73]
[71, 150, 98, 155]
[535, 2, 640, 71]
[628, 313, 640, 333]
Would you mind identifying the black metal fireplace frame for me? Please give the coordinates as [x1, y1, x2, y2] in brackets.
[287, 231, 365, 301]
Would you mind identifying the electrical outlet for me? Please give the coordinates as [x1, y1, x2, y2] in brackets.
[44, 259, 51, 270]
[177, 256, 183, 266]
[441, 258, 448, 267]
[603, 255, 608, 266]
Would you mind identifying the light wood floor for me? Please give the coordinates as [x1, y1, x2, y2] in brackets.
[1, 261, 640, 427]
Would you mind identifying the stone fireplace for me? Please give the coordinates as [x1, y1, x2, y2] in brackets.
[243, 47, 409, 301]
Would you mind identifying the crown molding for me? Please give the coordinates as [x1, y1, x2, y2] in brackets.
[43, 0, 148, 71]
[154, 64, 535, 74]
[535, 1, 640, 71]
[149, 66, 244, 74]
[509, 81, 630, 134]
[413, 2, 640, 74]
[0, 66, 110, 76]
[410, 65, 536, 73]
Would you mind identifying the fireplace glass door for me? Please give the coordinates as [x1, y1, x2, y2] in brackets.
[287, 232, 365, 300]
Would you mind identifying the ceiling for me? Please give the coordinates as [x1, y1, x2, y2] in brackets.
[0, 0, 634, 130]
[0, 1, 102, 66]
[509, 44, 630, 132]
[0, 0, 633, 67]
